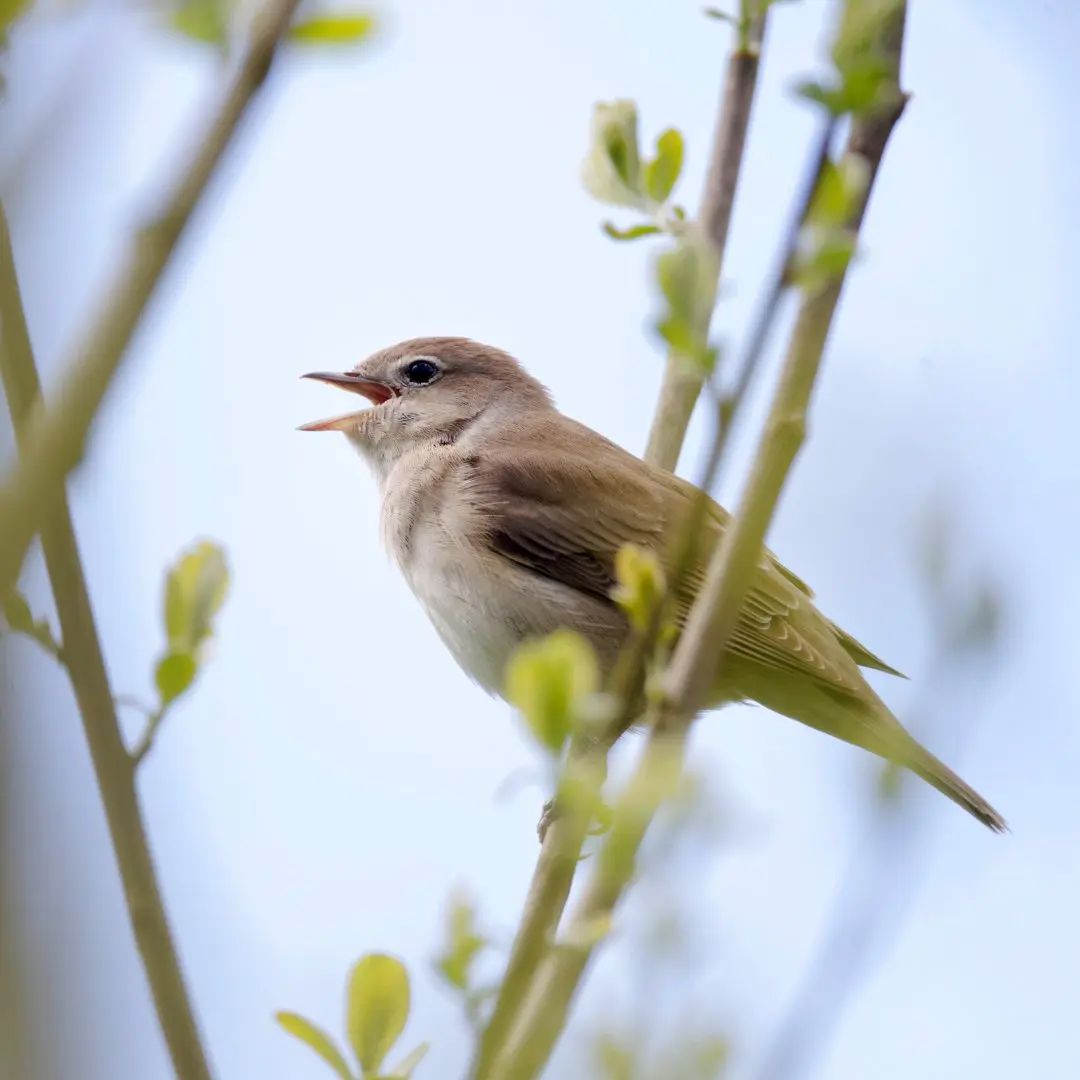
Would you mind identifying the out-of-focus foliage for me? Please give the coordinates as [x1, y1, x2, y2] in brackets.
[505, 629, 605, 757]
[1, 590, 61, 659]
[167, 0, 378, 51]
[277, 953, 429, 1079]
[653, 234, 721, 372]
[581, 100, 688, 230]
[796, 0, 904, 115]
[287, 11, 376, 44]
[158, 539, 229, 704]
[792, 157, 865, 292]
[2, 539, 230, 756]
[703, 0, 800, 46]
[611, 544, 666, 635]
[433, 891, 495, 1032]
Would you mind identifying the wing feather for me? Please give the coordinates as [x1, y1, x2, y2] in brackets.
[465, 422, 895, 696]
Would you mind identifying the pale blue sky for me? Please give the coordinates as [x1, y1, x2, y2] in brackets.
[3, 1, 1079, 1078]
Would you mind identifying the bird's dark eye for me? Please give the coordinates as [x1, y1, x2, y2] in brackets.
[404, 358, 439, 385]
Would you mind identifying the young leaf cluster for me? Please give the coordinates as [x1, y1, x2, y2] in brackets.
[169, 0, 378, 53]
[277, 954, 429, 1080]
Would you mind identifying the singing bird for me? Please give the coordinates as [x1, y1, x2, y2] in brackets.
[300, 337, 1005, 832]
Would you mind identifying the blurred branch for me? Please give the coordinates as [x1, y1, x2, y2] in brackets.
[0, 208, 215, 1080]
[0, 3, 308, 1075]
[489, 5, 910, 1076]
[0, 0, 305, 604]
[644, 1, 768, 472]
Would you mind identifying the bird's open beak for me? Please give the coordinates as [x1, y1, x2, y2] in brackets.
[298, 371, 396, 431]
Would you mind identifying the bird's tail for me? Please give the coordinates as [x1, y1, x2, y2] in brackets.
[844, 690, 1007, 833]
[732, 669, 1007, 833]
[902, 740, 1007, 833]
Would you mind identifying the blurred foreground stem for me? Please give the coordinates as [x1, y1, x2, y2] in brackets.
[0, 0, 304, 606]
[0, 1, 307, 1074]
[0, 208, 215, 1080]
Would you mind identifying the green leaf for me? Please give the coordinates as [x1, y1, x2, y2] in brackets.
[155, 652, 197, 706]
[164, 540, 230, 656]
[385, 1042, 430, 1079]
[434, 892, 488, 992]
[644, 128, 684, 203]
[580, 100, 648, 210]
[832, 0, 902, 82]
[170, 0, 228, 46]
[2, 592, 62, 659]
[505, 630, 600, 755]
[558, 912, 613, 950]
[655, 314, 695, 354]
[346, 954, 410, 1077]
[276, 1012, 355, 1080]
[792, 233, 855, 293]
[702, 6, 734, 22]
[807, 159, 855, 230]
[611, 544, 665, 633]
[288, 12, 377, 45]
[601, 222, 661, 242]
[653, 231, 719, 366]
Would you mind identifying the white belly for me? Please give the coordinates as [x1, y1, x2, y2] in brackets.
[402, 535, 522, 697]
[378, 447, 623, 698]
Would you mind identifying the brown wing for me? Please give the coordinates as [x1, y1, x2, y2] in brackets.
[466, 419, 893, 697]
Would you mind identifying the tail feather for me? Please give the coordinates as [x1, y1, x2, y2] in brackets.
[903, 741, 1008, 833]
[731, 667, 1007, 833]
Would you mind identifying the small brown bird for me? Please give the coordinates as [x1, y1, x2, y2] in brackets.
[301, 336, 1005, 832]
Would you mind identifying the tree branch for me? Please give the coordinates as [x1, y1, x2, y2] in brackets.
[0, 0, 304, 604]
[0, 209, 215, 1080]
[645, 3, 768, 472]
[0, 3, 306, 1075]
[489, 6, 910, 1077]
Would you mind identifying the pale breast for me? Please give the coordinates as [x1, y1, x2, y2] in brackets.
[379, 448, 622, 698]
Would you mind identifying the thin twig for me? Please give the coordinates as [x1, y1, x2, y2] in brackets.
[131, 708, 168, 766]
[0, 210, 215, 1080]
[645, 2, 769, 472]
[0, 0, 304, 604]
[490, 8, 910, 1076]
[0, 3, 305, 1075]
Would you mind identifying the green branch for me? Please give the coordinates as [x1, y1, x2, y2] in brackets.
[0, 206, 216, 1080]
[644, 1, 769, 472]
[0, 0, 305, 605]
[0, 2, 307, 1076]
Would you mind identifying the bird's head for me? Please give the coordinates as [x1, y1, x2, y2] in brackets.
[300, 336, 552, 475]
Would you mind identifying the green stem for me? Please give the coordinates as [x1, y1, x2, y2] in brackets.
[131, 708, 169, 767]
[0, 0, 305, 604]
[0, 207, 215, 1080]
[0, 1, 307, 1074]
[644, 6, 769, 472]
